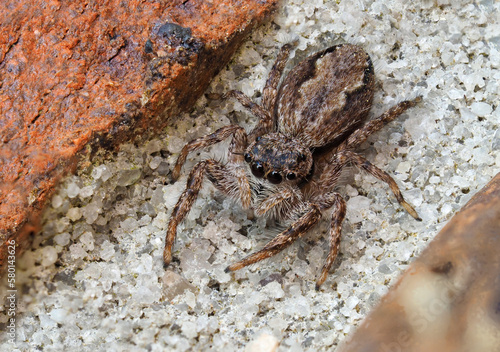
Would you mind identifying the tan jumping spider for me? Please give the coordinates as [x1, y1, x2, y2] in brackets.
[164, 43, 422, 289]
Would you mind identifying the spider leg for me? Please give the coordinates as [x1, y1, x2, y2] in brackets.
[172, 125, 247, 181]
[261, 42, 296, 111]
[342, 150, 421, 221]
[222, 43, 297, 140]
[222, 90, 273, 140]
[225, 204, 322, 273]
[164, 159, 252, 266]
[315, 193, 346, 290]
[165, 161, 207, 266]
[222, 90, 271, 122]
[212, 89, 272, 141]
[340, 97, 422, 151]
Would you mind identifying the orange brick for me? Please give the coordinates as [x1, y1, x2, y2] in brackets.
[0, 0, 279, 273]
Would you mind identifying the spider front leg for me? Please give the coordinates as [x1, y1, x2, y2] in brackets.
[164, 159, 252, 266]
[225, 204, 323, 274]
[166, 125, 251, 266]
[172, 125, 247, 181]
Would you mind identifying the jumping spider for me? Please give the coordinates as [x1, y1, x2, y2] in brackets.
[164, 43, 422, 289]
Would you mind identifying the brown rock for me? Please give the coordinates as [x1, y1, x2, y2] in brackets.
[339, 172, 500, 352]
[0, 0, 279, 273]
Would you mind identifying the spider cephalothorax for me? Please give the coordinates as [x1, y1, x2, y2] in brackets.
[244, 133, 313, 185]
[163, 43, 422, 289]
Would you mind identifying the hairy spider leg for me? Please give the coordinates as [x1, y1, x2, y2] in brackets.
[261, 42, 296, 112]
[340, 97, 422, 151]
[164, 159, 252, 266]
[225, 204, 323, 273]
[315, 193, 346, 289]
[222, 42, 296, 140]
[342, 150, 421, 220]
[166, 125, 251, 266]
[298, 160, 352, 289]
[220, 90, 272, 140]
[172, 125, 247, 181]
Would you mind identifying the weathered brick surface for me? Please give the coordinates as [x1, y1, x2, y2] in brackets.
[340, 172, 500, 352]
[0, 0, 279, 272]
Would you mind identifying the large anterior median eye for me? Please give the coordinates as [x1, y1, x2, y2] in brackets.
[268, 171, 282, 184]
[251, 162, 265, 178]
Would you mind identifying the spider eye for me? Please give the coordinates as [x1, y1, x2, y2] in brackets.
[244, 153, 252, 163]
[297, 153, 306, 162]
[255, 136, 262, 142]
[286, 172, 296, 180]
[251, 162, 265, 178]
[268, 171, 283, 184]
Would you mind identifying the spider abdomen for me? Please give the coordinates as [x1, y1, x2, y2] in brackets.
[276, 44, 375, 148]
